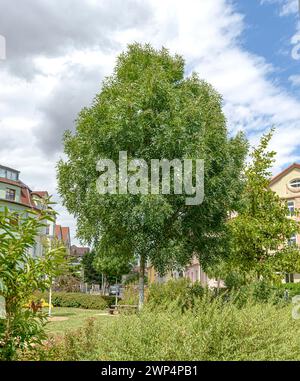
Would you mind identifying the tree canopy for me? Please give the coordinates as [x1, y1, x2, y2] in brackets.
[57, 43, 248, 306]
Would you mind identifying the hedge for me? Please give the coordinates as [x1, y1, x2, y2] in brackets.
[277, 283, 300, 299]
[33, 292, 116, 310]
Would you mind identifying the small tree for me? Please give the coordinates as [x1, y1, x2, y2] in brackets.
[93, 249, 134, 287]
[81, 250, 102, 285]
[0, 207, 66, 360]
[229, 129, 300, 281]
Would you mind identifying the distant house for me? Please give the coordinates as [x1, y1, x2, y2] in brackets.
[0, 164, 55, 257]
[147, 258, 223, 288]
[70, 245, 90, 264]
[270, 163, 300, 283]
[69, 246, 90, 277]
[55, 225, 71, 253]
[184, 256, 224, 288]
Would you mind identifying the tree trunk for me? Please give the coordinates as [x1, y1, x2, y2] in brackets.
[138, 255, 145, 311]
[101, 273, 104, 295]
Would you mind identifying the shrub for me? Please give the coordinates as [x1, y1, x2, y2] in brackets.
[30, 296, 300, 361]
[276, 283, 300, 299]
[53, 274, 81, 292]
[147, 279, 205, 311]
[225, 281, 286, 308]
[118, 285, 140, 306]
[33, 292, 114, 310]
[224, 271, 247, 289]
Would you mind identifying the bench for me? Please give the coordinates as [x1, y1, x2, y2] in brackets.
[108, 304, 138, 315]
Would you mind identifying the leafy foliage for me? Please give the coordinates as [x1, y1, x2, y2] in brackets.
[57, 43, 248, 306]
[228, 129, 300, 280]
[0, 206, 66, 360]
[92, 249, 133, 284]
[34, 291, 114, 310]
[147, 278, 204, 311]
[30, 296, 300, 361]
[81, 250, 102, 284]
[52, 274, 81, 292]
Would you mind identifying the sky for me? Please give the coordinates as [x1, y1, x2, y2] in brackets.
[0, 0, 300, 245]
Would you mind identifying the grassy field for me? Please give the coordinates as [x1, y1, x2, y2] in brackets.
[45, 307, 114, 336]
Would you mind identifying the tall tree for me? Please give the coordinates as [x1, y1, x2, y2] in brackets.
[57, 43, 247, 308]
[229, 129, 300, 281]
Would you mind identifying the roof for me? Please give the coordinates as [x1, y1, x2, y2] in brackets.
[0, 176, 36, 209]
[0, 177, 22, 187]
[70, 245, 90, 257]
[270, 163, 300, 186]
[55, 225, 71, 247]
[0, 168, 49, 210]
[61, 227, 70, 243]
[55, 225, 62, 239]
[31, 191, 49, 198]
[20, 186, 35, 208]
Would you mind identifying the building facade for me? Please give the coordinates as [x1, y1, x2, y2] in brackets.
[70, 245, 89, 266]
[0, 164, 55, 257]
[55, 225, 71, 253]
[270, 163, 300, 283]
[147, 256, 221, 288]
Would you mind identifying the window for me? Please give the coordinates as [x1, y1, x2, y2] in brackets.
[285, 274, 294, 283]
[5, 188, 16, 201]
[0, 168, 18, 181]
[6, 170, 18, 181]
[46, 225, 50, 235]
[288, 234, 297, 246]
[290, 179, 300, 189]
[287, 200, 295, 216]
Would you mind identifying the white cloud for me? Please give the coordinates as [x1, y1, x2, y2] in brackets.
[1, 0, 300, 243]
[289, 74, 300, 85]
[280, 0, 299, 16]
[260, 0, 299, 16]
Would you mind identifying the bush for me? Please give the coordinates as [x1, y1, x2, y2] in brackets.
[119, 285, 140, 306]
[53, 275, 81, 292]
[147, 279, 205, 311]
[0, 207, 66, 360]
[33, 292, 115, 310]
[30, 296, 300, 361]
[225, 281, 286, 307]
[224, 271, 247, 289]
[276, 283, 300, 299]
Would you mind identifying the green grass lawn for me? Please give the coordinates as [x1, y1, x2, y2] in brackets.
[45, 307, 114, 336]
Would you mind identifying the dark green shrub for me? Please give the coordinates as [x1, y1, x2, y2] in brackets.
[224, 271, 247, 289]
[34, 292, 115, 310]
[228, 281, 285, 307]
